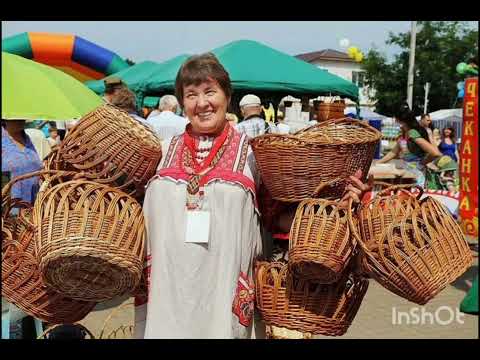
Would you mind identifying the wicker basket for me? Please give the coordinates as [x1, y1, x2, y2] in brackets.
[288, 198, 353, 283]
[251, 117, 381, 202]
[50, 104, 162, 200]
[255, 261, 368, 336]
[34, 179, 145, 302]
[317, 100, 346, 122]
[2, 195, 96, 324]
[349, 186, 473, 305]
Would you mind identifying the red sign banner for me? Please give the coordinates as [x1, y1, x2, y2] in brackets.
[459, 77, 478, 237]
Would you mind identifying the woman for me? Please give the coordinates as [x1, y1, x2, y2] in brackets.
[438, 127, 459, 162]
[377, 105, 442, 186]
[1, 120, 43, 203]
[134, 53, 371, 339]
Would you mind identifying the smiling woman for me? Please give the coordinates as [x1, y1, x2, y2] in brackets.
[134, 53, 264, 339]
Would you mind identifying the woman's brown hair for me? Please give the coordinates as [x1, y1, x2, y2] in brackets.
[175, 53, 232, 106]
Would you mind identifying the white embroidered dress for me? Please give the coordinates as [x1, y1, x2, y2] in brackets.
[134, 126, 264, 339]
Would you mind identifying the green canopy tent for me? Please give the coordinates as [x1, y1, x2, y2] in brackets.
[140, 40, 359, 119]
[85, 60, 164, 95]
[86, 55, 190, 109]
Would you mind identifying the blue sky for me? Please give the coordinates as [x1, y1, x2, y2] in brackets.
[3, 21, 477, 64]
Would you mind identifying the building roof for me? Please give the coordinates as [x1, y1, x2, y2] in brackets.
[295, 49, 354, 63]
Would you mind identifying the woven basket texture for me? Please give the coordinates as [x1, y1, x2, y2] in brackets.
[251, 118, 381, 202]
[255, 261, 368, 336]
[34, 179, 145, 302]
[2, 196, 95, 323]
[50, 104, 162, 200]
[350, 185, 473, 305]
[288, 198, 354, 283]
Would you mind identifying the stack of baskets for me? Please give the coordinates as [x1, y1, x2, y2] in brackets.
[349, 184, 473, 305]
[2, 173, 97, 324]
[2, 104, 158, 325]
[252, 117, 381, 336]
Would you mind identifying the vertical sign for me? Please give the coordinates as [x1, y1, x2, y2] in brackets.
[459, 77, 478, 237]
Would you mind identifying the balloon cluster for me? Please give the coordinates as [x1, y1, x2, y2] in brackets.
[456, 61, 478, 98]
[347, 46, 364, 63]
[456, 62, 477, 76]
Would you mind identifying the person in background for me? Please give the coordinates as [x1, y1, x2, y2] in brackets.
[2, 120, 43, 202]
[46, 126, 61, 148]
[103, 77, 128, 104]
[438, 127, 459, 162]
[420, 113, 436, 146]
[109, 87, 150, 127]
[432, 128, 441, 147]
[377, 104, 442, 186]
[226, 112, 238, 126]
[236, 94, 271, 138]
[146, 95, 188, 140]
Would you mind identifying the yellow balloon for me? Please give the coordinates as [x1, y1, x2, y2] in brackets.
[347, 46, 359, 58]
[355, 52, 364, 62]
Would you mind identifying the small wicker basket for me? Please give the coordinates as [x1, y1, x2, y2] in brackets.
[251, 117, 381, 202]
[288, 198, 353, 283]
[255, 261, 368, 336]
[349, 186, 473, 305]
[34, 179, 145, 302]
[50, 104, 162, 200]
[316, 100, 346, 122]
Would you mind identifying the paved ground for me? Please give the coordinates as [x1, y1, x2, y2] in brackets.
[77, 242, 478, 339]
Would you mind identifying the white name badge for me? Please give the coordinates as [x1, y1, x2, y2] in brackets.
[185, 210, 211, 244]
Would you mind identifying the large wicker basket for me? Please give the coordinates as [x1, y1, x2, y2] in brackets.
[50, 104, 162, 200]
[2, 189, 95, 324]
[349, 186, 473, 305]
[255, 261, 368, 336]
[288, 198, 353, 283]
[251, 118, 381, 202]
[34, 179, 145, 302]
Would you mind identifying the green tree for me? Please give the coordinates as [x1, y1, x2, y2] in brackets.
[362, 21, 478, 116]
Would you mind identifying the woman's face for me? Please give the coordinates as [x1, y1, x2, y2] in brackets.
[182, 77, 229, 135]
[444, 128, 452, 137]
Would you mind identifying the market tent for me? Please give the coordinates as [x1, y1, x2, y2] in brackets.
[85, 60, 165, 94]
[142, 40, 359, 101]
[140, 54, 190, 95]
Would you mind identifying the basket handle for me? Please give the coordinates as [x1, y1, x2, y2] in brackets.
[376, 184, 424, 200]
[311, 177, 342, 198]
[37, 323, 95, 339]
[1, 170, 78, 198]
[346, 198, 370, 254]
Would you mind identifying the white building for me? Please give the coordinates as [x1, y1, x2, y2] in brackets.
[295, 49, 376, 109]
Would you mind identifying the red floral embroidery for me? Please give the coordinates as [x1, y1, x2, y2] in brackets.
[232, 272, 255, 327]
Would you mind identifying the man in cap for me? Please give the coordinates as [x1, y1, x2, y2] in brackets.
[236, 94, 270, 138]
[103, 77, 128, 103]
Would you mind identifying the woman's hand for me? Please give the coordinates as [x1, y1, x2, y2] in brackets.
[338, 169, 373, 208]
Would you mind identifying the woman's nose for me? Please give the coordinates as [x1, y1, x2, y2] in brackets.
[196, 94, 209, 108]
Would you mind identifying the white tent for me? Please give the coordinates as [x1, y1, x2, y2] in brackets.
[428, 109, 463, 122]
[344, 106, 386, 120]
